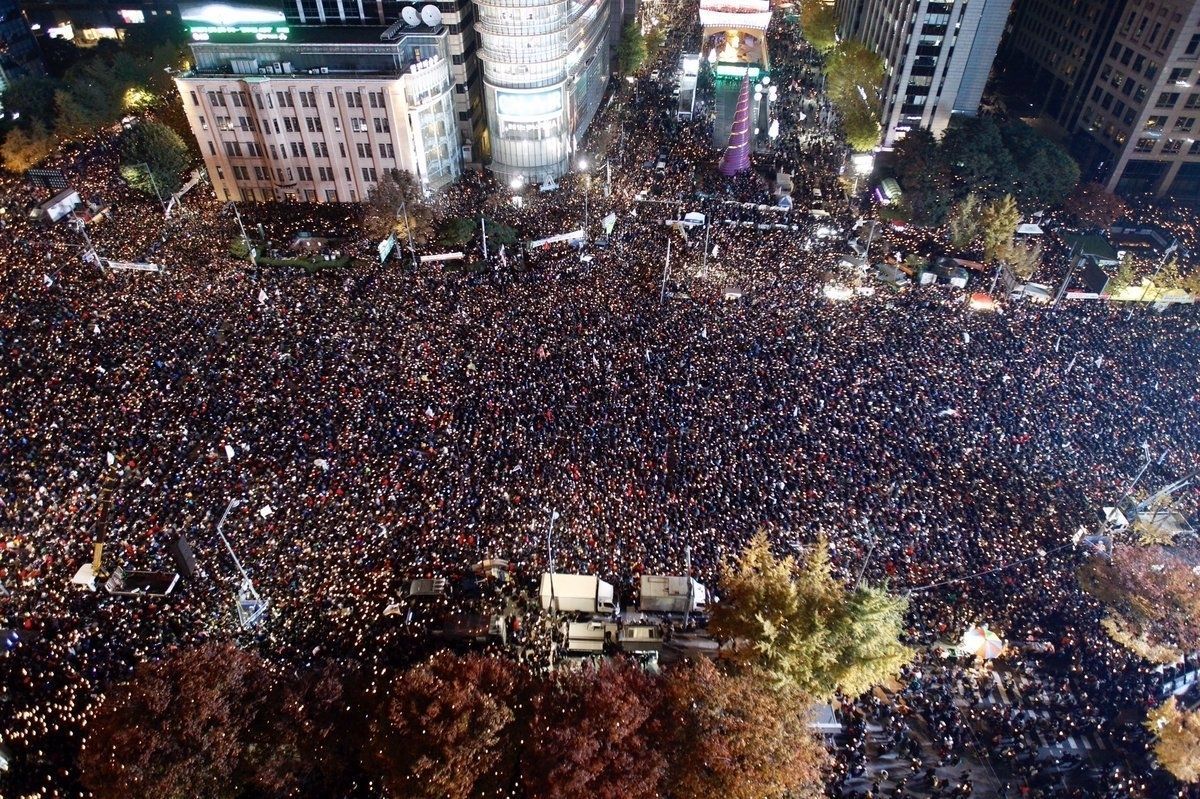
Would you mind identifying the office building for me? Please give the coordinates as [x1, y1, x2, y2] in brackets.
[474, 0, 611, 184]
[0, 0, 42, 98]
[21, 0, 179, 46]
[1001, 0, 1200, 202]
[174, 4, 462, 202]
[835, 0, 1013, 147]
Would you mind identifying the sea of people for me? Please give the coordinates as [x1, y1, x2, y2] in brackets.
[2, 5, 1200, 798]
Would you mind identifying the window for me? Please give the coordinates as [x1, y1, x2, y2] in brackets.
[374, 117, 390, 133]
[216, 165, 224, 179]
[351, 118, 368, 133]
[1135, 137, 1156, 152]
[338, 142, 346, 157]
[1156, 91, 1181, 108]
[208, 140, 216, 155]
[1175, 116, 1195, 132]
[307, 116, 323, 133]
[319, 166, 334, 181]
[276, 91, 294, 107]
[379, 142, 394, 159]
[1187, 33, 1200, 57]
[199, 115, 208, 131]
[290, 142, 307, 157]
[356, 142, 370, 158]
[232, 165, 249, 180]
[1147, 115, 1168, 128]
[1188, 93, 1200, 109]
[346, 91, 362, 108]
[1171, 68, 1192, 83]
[313, 141, 329, 158]
[333, 118, 342, 133]
[345, 167, 352, 181]
[217, 116, 233, 131]
[1190, 140, 1200, 155]
[207, 91, 226, 107]
[327, 91, 335, 107]
[361, 166, 377, 182]
[253, 166, 266, 180]
[238, 116, 250, 131]
[326, 189, 337, 201]
[190, 91, 199, 106]
[1163, 139, 1183, 154]
[283, 117, 299, 133]
[297, 166, 312, 181]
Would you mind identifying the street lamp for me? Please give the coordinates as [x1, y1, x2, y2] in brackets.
[510, 175, 525, 208]
[577, 158, 591, 238]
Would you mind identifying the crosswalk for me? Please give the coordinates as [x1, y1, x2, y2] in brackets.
[974, 671, 1109, 755]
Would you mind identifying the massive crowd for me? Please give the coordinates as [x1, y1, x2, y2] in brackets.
[1, 5, 1199, 798]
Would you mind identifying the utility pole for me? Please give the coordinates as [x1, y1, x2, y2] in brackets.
[700, 216, 712, 279]
[545, 508, 559, 671]
[660, 237, 672, 305]
[481, 214, 489, 260]
[683, 544, 692, 628]
[229, 202, 257, 266]
[1054, 241, 1081, 308]
[70, 211, 101, 271]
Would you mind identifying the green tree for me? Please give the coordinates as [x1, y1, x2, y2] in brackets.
[800, 0, 838, 52]
[709, 532, 912, 699]
[0, 75, 61, 130]
[482, 217, 518, 248]
[660, 659, 827, 799]
[1, 120, 56, 172]
[1000, 123, 1080, 209]
[440, 217, 478, 247]
[894, 128, 953, 224]
[941, 117, 1017, 199]
[56, 57, 127, 136]
[947, 192, 982, 251]
[840, 97, 882, 153]
[1007, 240, 1043, 282]
[120, 120, 189, 195]
[825, 40, 886, 107]
[979, 194, 1020, 264]
[1147, 698, 1200, 783]
[645, 27, 665, 62]
[1157, 256, 1182, 291]
[617, 21, 647, 75]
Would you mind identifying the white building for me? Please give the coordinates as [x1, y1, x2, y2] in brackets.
[475, 0, 612, 184]
[835, 0, 1012, 146]
[174, 13, 462, 202]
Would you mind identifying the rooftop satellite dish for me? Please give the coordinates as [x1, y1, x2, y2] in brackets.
[401, 6, 420, 26]
[420, 4, 442, 26]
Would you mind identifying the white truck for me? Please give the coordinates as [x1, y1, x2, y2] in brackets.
[539, 573, 616, 614]
[639, 574, 707, 614]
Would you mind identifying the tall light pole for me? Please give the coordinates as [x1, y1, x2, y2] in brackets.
[545, 508, 560, 670]
[215, 499, 269, 629]
[131, 162, 167, 216]
[578, 158, 590, 239]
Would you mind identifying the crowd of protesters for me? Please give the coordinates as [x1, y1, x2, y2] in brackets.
[2, 5, 1200, 798]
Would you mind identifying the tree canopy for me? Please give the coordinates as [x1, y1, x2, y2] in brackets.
[1, 120, 56, 173]
[1147, 697, 1200, 783]
[364, 169, 436, 244]
[709, 531, 912, 699]
[120, 120, 189, 195]
[617, 21, 647, 75]
[800, 0, 838, 52]
[979, 194, 1020, 264]
[824, 40, 885, 152]
[1064, 182, 1128, 229]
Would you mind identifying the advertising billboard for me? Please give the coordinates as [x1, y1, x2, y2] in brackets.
[180, 2, 289, 41]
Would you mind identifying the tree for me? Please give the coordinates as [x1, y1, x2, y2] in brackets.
[79, 644, 302, 799]
[440, 217, 478, 247]
[948, 193, 982, 251]
[840, 97, 882, 153]
[522, 660, 666, 799]
[1156, 256, 1182, 291]
[372, 654, 527, 799]
[0, 75, 61, 130]
[1109, 252, 1137, 295]
[364, 169, 435, 244]
[120, 120, 189, 196]
[660, 659, 826, 799]
[800, 0, 838, 52]
[709, 532, 912, 699]
[979, 194, 1020, 264]
[1147, 698, 1200, 783]
[1, 120, 56, 172]
[1007, 240, 1043, 281]
[940, 117, 1017, 199]
[1000, 123, 1080, 210]
[644, 27, 665, 63]
[892, 128, 953, 224]
[1064, 182, 1128, 229]
[482, 217, 518, 248]
[617, 21, 647, 75]
[825, 41, 886, 108]
[1079, 544, 1200, 657]
[55, 57, 127, 136]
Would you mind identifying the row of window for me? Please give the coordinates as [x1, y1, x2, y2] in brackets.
[200, 114, 390, 136]
[194, 89, 388, 113]
[1133, 137, 1200, 155]
[215, 162, 384, 186]
[208, 137, 394, 161]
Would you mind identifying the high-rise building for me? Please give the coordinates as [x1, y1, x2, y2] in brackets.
[0, 0, 43, 99]
[474, 0, 611, 184]
[834, 0, 1013, 147]
[1000, 0, 1200, 203]
[174, 5, 463, 202]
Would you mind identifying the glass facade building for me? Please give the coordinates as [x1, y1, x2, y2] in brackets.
[475, 0, 610, 183]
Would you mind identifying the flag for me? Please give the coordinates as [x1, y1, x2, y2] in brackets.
[224, 444, 235, 461]
[258, 289, 268, 305]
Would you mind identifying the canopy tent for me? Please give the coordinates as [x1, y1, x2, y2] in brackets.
[962, 625, 1005, 660]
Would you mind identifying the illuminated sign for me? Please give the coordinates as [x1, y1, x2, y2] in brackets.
[714, 63, 761, 78]
[181, 2, 289, 40]
[496, 90, 562, 119]
[118, 9, 146, 24]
